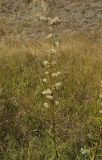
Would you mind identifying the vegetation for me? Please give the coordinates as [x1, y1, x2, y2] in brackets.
[0, 34, 102, 159]
[0, 0, 102, 160]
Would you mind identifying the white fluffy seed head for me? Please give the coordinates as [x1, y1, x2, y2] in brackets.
[51, 72, 61, 77]
[100, 80, 102, 87]
[47, 34, 53, 40]
[43, 78, 47, 83]
[55, 82, 62, 89]
[51, 73, 58, 77]
[49, 17, 61, 25]
[39, 16, 47, 22]
[45, 95, 54, 100]
[57, 71, 61, 75]
[45, 71, 49, 75]
[100, 94, 102, 99]
[54, 16, 60, 22]
[43, 60, 48, 66]
[99, 110, 102, 114]
[44, 102, 49, 108]
[42, 89, 52, 95]
[55, 41, 59, 47]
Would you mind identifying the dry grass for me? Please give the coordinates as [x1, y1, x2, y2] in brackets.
[0, 34, 102, 159]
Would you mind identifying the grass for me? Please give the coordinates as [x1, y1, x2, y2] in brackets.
[0, 34, 102, 160]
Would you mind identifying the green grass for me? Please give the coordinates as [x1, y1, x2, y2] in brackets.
[0, 35, 102, 160]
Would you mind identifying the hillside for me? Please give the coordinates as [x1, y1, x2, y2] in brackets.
[0, 0, 102, 41]
[0, 1, 102, 160]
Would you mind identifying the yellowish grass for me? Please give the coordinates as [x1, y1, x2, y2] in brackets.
[0, 33, 102, 57]
[0, 33, 102, 159]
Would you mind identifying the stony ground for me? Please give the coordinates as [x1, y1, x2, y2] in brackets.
[0, 0, 102, 41]
[53, 0, 102, 32]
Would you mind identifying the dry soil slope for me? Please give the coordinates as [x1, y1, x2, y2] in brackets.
[0, 0, 102, 40]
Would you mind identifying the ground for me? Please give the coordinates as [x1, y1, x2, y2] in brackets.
[0, 0, 102, 41]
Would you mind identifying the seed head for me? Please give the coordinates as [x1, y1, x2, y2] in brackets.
[39, 16, 47, 22]
[99, 110, 102, 114]
[45, 95, 54, 100]
[43, 78, 47, 83]
[101, 80, 102, 87]
[42, 89, 52, 95]
[45, 71, 49, 75]
[51, 73, 58, 77]
[43, 60, 49, 66]
[100, 94, 102, 99]
[55, 41, 59, 47]
[57, 71, 61, 75]
[47, 34, 53, 40]
[44, 102, 49, 108]
[51, 72, 61, 77]
[49, 17, 61, 25]
[55, 82, 62, 89]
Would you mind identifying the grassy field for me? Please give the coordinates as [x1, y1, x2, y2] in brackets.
[0, 34, 102, 160]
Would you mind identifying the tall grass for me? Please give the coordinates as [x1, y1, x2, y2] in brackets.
[0, 35, 102, 159]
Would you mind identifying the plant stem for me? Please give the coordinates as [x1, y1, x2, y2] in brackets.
[51, 98, 59, 159]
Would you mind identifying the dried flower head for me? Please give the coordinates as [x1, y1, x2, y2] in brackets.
[44, 102, 49, 108]
[45, 95, 54, 100]
[45, 71, 49, 75]
[80, 147, 90, 156]
[51, 72, 61, 77]
[47, 34, 53, 40]
[55, 82, 62, 89]
[99, 110, 102, 114]
[51, 73, 58, 77]
[42, 89, 52, 95]
[100, 94, 102, 99]
[43, 78, 47, 83]
[49, 17, 61, 25]
[57, 71, 61, 75]
[55, 41, 59, 47]
[39, 16, 47, 22]
[101, 80, 102, 87]
[43, 60, 49, 66]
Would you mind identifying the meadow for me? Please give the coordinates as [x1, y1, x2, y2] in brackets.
[0, 33, 102, 160]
